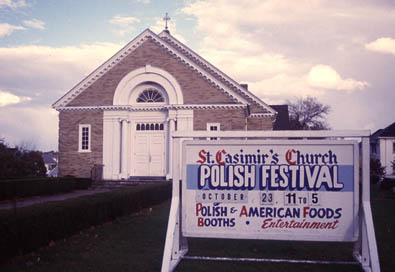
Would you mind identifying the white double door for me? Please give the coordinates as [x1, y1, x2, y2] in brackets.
[133, 131, 166, 176]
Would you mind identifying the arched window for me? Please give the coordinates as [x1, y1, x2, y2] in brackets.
[137, 88, 164, 103]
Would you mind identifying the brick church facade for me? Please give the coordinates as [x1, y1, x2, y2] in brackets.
[53, 28, 281, 180]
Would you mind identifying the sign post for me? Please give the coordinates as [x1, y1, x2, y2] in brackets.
[161, 130, 380, 272]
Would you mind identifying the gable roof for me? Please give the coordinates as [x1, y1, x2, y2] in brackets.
[375, 122, 395, 137]
[53, 29, 276, 117]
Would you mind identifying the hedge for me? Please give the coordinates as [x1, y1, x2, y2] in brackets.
[0, 177, 92, 201]
[0, 181, 172, 264]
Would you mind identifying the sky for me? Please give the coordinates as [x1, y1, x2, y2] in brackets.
[0, 0, 394, 151]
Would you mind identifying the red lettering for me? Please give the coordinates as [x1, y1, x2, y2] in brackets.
[197, 217, 204, 227]
[303, 206, 309, 218]
[239, 205, 248, 217]
[261, 218, 273, 229]
[196, 203, 202, 216]
[215, 149, 226, 165]
[196, 149, 207, 164]
[285, 149, 296, 165]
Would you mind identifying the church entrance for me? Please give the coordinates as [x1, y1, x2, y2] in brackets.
[132, 122, 166, 177]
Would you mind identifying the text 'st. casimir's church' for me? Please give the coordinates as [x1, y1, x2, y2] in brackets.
[53, 25, 279, 181]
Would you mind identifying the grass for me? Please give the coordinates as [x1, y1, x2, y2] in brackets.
[1, 186, 394, 272]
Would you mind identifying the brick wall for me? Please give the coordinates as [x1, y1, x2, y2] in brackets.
[68, 39, 235, 106]
[58, 111, 103, 178]
[193, 109, 272, 131]
[247, 117, 273, 130]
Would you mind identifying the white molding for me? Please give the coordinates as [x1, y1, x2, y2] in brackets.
[52, 29, 269, 113]
[113, 65, 183, 105]
[55, 103, 248, 112]
[172, 130, 371, 138]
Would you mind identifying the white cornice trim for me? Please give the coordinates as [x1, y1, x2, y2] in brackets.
[53, 28, 250, 108]
[55, 103, 257, 113]
[158, 31, 277, 115]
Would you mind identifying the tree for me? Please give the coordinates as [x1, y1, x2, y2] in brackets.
[370, 158, 385, 184]
[0, 139, 46, 179]
[287, 96, 331, 130]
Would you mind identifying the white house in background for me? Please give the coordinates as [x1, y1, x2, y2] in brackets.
[370, 122, 395, 178]
[42, 152, 58, 177]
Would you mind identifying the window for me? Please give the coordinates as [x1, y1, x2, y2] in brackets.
[393, 142, 395, 154]
[136, 123, 164, 131]
[207, 123, 220, 140]
[136, 88, 164, 103]
[79, 124, 91, 152]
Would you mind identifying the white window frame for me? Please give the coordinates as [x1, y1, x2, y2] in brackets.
[207, 122, 220, 140]
[78, 124, 91, 152]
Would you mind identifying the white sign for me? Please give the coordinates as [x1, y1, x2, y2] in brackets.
[182, 140, 359, 242]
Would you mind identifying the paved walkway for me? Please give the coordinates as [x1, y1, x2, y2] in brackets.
[0, 188, 112, 210]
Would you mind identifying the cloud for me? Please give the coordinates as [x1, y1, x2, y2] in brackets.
[23, 18, 45, 30]
[0, 23, 25, 38]
[0, 0, 26, 9]
[0, 42, 123, 150]
[365, 37, 395, 55]
[179, 0, 379, 103]
[150, 16, 187, 44]
[0, 90, 31, 107]
[109, 15, 140, 27]
[135, 0, 150, 4]
[0, 42, 123, 97]
[307, 65, 369, 91]
[0, 106, 58, 151]
[109, 15, 140, 36]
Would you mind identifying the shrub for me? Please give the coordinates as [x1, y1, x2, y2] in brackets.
[0, 177, 92, 201]
[370, 158, 385, 184]
[0, 182, 171, 264]
[380, 178, 395, 190]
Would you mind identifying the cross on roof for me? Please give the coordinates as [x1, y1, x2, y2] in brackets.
[163, 12, 170, 32]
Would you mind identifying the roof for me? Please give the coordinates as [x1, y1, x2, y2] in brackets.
[270, 105, 290, 130]
[42, 152, 57, 165]
[378, 122, 395, 137]
[53, 28, 276, 117]
[371, 122, 395, 139]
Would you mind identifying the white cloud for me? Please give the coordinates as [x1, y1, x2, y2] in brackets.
[109, 15, 140, 36]
[150, 17, 187, 44]
[307, 65, 369, 91]
[23, 18, 45, 30]
[109, 15, 140, 27]
[0, 0, 26, 9]
[0, 90, 31, 106]
[0, 106, 58, 151]
[0, 42, 124, 150]
[0, 23, 25, 38]
[0, 42, 123, 96]
[365, 37, 395, 56]
[179, 0, 378, 104]
[135, 0, 150, 4]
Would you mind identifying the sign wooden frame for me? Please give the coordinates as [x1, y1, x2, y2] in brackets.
[161, 130, 380, 272]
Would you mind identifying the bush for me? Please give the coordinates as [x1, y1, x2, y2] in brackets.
[0, 177, 92, 201]
[370, 158, 385, 184]
[380, 178, 395, 190]
[0, 182, 171, 264]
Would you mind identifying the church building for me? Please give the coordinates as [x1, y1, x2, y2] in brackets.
[53, 27, 281, 181]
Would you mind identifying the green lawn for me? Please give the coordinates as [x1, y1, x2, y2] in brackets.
[2, 189, 394, 272]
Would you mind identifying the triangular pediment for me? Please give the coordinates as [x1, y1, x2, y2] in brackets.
[53, 29, 276, 117]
